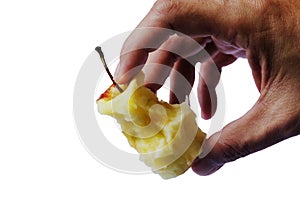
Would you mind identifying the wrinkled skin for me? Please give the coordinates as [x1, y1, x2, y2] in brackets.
[115, 0, 300, 175]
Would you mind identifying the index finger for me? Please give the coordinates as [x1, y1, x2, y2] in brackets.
[115, 26, 174, 83]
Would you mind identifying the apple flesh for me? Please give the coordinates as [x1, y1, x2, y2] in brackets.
[97, 72, 206, 179]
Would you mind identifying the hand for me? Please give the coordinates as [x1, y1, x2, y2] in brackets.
[115, 0, 300, 175]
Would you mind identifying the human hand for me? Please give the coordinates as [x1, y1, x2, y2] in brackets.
[114, 0, 300, 175]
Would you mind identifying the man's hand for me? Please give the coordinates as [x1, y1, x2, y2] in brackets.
[115, 0, 300, 175]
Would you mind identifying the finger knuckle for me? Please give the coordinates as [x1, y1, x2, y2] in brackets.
[153, 0, 178, 16]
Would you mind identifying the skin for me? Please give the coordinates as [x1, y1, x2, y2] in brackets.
[114, 0, 300, 175]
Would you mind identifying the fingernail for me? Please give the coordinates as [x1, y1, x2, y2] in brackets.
[201, 111, 208, 120]
[114, 63, 121, 79]
[201, 111, 205, 119]
[201, 111, 211, 120]
[114, 64, 125, 83]
[192, 158, 223, 176]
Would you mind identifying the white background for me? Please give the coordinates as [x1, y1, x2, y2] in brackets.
[1, 0, 299, 199]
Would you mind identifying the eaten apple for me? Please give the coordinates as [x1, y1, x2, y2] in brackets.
[97, 72, 206, 179]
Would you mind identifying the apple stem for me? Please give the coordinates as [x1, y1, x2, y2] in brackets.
[95, 46, 123, 93]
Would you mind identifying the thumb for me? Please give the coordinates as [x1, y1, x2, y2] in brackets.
[192, 87, 300, 176]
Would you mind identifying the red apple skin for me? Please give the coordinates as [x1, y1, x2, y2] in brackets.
[97, 84, 115, 101]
